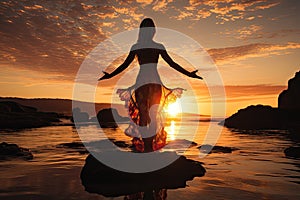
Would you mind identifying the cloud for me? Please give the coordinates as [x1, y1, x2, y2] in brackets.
[221, 25, 263, 39]
[197, 9, 212, 19]
[128, 0, 174, 12]
[152, 0, 173, 12]
[252, 1, 280, 10]
[207, 42, 300, 64]
[174, 0, 281, 23]
[220, 25, 300, 40]
[0, 0, 146, 80]
[224, 84, 286, 99]
[175, 10, 194, 20]
[0, 0, 295, 88]
[136, 0, 153, 5]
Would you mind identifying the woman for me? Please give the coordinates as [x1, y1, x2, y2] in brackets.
[99, 18, 202, 152]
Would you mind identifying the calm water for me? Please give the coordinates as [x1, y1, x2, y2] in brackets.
[0, 121, 299, 199]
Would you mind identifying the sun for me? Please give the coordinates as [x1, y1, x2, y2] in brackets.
[166, 100, 181, 117]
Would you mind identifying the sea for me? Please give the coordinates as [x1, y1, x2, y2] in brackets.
[0, 118, 299, 200]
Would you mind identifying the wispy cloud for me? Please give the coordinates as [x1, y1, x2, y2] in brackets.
[136, 0, 153, 5]
[208, 42, 300, 64]
[224, 84, 286, 99]
[174, 0, 281, 23]
[220, 25, 263, 40]
[0, 0, 146, 79]
[152, 0, 174, 12]
[0, 0, 297, 91]
[221, 26, 300, 40]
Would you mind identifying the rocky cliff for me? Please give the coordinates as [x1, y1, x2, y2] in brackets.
[223, 71, 300, 130]
[278, 71, 300, 111]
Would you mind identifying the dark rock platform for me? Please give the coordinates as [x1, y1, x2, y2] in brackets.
[81, 153, 206, 197]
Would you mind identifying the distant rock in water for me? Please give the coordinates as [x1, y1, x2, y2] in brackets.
[0, 142, 33, 160]
[198, 144, 238, 154]
[223, 105, 284, 130]
[165, 139, 197, 149]
[0, 101, 60, 129]
[71, 107, 89, 123]
[57, 141, 88, 154]
[81, 153, 205, 197]
[284, 146, 300, 158]
[279, 71, 300, 111]
[97, 108, 129, 128]
[223, 71, 300, 130]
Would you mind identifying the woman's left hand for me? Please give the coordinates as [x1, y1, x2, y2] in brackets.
[98, 71, 112, 81]
[189, 70, 203, 79]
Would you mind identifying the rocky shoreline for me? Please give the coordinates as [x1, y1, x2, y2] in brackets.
[0, 101, 62, 129]
[223, 71, 300, 131]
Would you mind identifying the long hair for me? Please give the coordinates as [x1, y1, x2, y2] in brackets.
[137, 18, 156, 43]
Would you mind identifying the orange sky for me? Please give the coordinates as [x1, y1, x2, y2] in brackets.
[0, 0, 299, 116]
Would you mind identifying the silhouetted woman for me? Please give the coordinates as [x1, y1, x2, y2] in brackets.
[99, 18, 202, 152]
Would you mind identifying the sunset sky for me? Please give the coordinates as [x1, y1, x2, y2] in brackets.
[0, 0, 299, 116]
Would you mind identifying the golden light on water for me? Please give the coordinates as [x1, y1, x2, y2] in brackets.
[168, 120, 176, 141]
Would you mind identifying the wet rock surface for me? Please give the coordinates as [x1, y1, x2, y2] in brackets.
[81, 153, 206, 197]
[198, 144, 238, 154]
[97, 108, 129, 128]
[0, 142, 33, 160]
[0, 101, 60, 129]
[284, 146, 300, 158]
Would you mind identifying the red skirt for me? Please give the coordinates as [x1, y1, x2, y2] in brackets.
[117, 83, 183, 152]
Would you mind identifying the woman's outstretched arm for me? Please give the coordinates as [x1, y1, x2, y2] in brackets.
[98, 50, 135, 80]
[161, 49, 202, 79]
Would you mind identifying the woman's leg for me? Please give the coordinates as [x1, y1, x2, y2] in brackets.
[145, 84, 162, 152]
[135, 85, 151, 152]
[135, 84, 162, 152]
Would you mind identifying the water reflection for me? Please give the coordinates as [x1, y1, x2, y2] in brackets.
[168, 120, 176, 141]
[1, 123, 300, 199]
[125, 189, 167, 200]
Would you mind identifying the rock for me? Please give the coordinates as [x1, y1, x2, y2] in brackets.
[198, 144, 238, 154]
[113, 141, 131, 148]
[71, 107, 89, 123]
[0, 101, 37, 113]
[89, 116, 98, 122]
[97, 108, 129, 128]
[278, 71, 300, 111]
[165, 139, 197, 149]
[288, 125, 300, 141]
[57, 141, 85, 148]
[0, 142, 33, 160]
[223, 71, 300, 130]
[284, 146, 300, 158]
[81, 153, 205, 197]
[57, 140, 133, 154]
[223, 105, 284, 130]
[0, 101, 60, 129]
[57, 141, 88, 154]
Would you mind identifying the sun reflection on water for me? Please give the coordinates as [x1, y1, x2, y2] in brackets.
[168, 120, 176, 141]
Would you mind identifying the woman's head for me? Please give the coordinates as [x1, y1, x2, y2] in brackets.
[140, 18, 155, 28]
[138, 18, 156, 43]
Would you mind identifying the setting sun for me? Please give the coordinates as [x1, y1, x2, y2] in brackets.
[166, 100, 182, 117]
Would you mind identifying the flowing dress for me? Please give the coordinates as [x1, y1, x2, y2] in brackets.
[117, 42, 184, 152]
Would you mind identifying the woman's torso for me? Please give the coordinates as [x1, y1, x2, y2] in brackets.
[132, 42, 164, 87]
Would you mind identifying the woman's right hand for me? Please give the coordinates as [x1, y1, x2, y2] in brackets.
[189, 70, 203, 80]
[98, 71, 112, 81]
